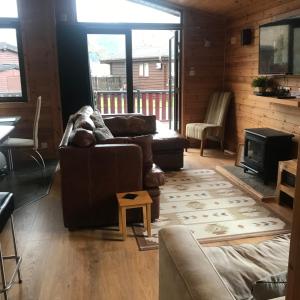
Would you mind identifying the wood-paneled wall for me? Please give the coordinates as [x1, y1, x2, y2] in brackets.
[0, 0, 63, 158]
[224, 0, 300, 152]
[181, 9, 226, 133]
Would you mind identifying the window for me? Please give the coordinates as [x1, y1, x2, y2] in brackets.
[0, 1, 27, 101]
[0, 0, 18, 18]
[76, 0, 181, 24]
[139, 63, 149, 77]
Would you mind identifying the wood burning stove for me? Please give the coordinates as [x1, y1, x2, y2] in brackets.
[242, 128, 294, 184]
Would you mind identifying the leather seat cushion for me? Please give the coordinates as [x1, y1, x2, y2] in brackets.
[152, 131, 188, 151]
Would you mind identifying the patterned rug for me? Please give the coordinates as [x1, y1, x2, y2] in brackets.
[133, 169, 291, 250]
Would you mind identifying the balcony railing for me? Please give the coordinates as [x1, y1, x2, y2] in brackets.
[93, 89, 171, 121]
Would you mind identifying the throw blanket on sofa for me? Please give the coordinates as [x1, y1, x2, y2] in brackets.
[203, 234, 290, 300]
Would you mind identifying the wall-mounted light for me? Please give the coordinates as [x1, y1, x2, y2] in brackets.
[204, 39, 211, 47]
[230, 37, 237, 45]
[189, 67, 196, 77]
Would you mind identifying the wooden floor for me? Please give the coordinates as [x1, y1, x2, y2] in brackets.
[0, 149, 293, 300]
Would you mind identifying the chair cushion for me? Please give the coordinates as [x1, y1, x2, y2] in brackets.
[0, 192, 14, 232]
[2, 138, 34, 147]
[186, 123, 221, 140]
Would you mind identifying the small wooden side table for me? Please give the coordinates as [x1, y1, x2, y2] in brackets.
[116, 190, 152, 240]
[276, 159, 298, 203]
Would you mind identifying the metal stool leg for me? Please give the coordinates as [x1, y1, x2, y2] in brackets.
[0, 244, 8, 300]
[7, 149, 13, 172]
[10, 216, 21, 283]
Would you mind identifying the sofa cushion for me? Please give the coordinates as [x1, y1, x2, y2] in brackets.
[252, 271, 287, 300]
[203, 234, 290, 300]
[144, 164, 165, 188]
[70, 105, 94, 122]
[104, 115, 156, 136]
[103, 116, 146, 136]
[97, 135, 153, 172]
[94, 127, 114, 140]
[69, 128, 96, 147]
[90, 110, 106, 128]
[74, 115, 95, 131]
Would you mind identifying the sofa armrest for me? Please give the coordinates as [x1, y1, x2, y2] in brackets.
[59, 144, 143, 228]
[59, 119, 74, 148]
[159, 226, 235, 300]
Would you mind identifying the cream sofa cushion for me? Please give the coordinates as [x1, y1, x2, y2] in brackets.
[203, 235, 290, 300]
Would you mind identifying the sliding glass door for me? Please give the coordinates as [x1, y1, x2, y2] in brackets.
[86, 29, 181, 131]
[87, 31, 133, 114]
[168, 31, 180, 131]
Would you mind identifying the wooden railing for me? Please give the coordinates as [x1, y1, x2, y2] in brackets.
[93, 89, 171, 121]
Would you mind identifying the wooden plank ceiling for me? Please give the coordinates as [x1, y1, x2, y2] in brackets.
[163, 0, 271, 16]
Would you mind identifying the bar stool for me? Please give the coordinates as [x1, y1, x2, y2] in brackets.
[0, 193, 22, 299]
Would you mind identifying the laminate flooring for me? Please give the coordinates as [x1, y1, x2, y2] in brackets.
[0, 149, 293, 300]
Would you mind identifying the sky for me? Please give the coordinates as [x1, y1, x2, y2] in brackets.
[0, 0, 18, 18]
[0, 0, 18, 46]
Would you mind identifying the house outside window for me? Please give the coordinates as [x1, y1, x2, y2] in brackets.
[0, 0, 27, 102]
[139, 63, 149, 77]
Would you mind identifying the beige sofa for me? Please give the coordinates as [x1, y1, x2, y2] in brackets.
[159, 226, 288, 300]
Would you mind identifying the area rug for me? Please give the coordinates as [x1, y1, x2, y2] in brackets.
[0, 160, 58, 208]
[133, 169, 291, 250]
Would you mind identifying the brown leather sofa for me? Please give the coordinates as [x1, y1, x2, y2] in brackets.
[59, 124, 164, 229]
[59, 108, 186, 230]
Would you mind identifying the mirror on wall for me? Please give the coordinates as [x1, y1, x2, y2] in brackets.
[259, 17, 300, 75]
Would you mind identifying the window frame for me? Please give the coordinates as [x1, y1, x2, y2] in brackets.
[0, 19, 27, 102]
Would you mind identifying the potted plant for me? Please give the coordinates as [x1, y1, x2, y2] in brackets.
[251, 76, 268, 95]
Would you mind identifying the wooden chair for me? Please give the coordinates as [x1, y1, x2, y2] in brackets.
[185, 92, 232, 156]
[1, 96, 45, 171]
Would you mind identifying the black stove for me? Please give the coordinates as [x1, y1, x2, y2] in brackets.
[242, 128, 294, 184]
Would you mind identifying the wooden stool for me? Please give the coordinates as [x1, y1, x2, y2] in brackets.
[116, 191, 152, 240]
[276, 159, 297, 203]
